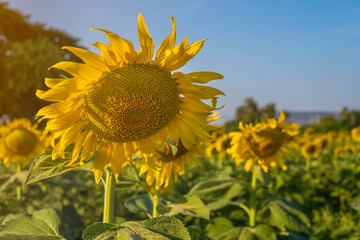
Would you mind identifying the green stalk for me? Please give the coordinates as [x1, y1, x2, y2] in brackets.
[249, 166, 257, 227]
[103, 169, 115, 223]
[305, 157, 310, 172]
[151, 189, 160, 218]
[16, 164, 22, 201]
[218, 156, 223, 169]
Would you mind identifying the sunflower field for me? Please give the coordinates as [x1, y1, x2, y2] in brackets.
[1, 3, 360, 240]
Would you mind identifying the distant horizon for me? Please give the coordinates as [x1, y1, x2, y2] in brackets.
[219, 108, 342, 123]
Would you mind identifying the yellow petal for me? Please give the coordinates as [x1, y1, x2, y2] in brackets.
[58, 120, 87, 154]
[158, 35, 188, 71]
[161, 39, 206, 72]
[138, 163, 150, 176]
[71, 130, 89, 164]
[49, 61, 103, 80]
[36, 88, 82, 102]
[192, 85, 225, 99]
[278, 111, 285, 123]
[123, 142, 134, 161]
[93, 141, 113, 183]
[174, 118, 196, 149]
[90, 42, 118, 67]
[62, 46, 108, 71]
[137, 13, 154, 63]
[179, 97, 213, 115]
[80, 132, 98, 162]
[91, 28, 137, 64]
[155, 16, 176, 62]
[111, 143, 127, 178]
[186, 72, 224, 84]
[36, 98, 77, 119]
[47, 107, 82, 132]
[44, 78, 64, 88]
[137, 139, 154, 154]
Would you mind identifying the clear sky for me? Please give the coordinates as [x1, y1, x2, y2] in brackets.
[6, 0, 360, 122]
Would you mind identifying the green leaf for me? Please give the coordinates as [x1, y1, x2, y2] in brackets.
[262, 198, 311, 235]
[251, 224, 276, 240]
[0, 209, 65, 239]
[205, 217, 234, 239]
[215, 227, 254, 240]
[82, 222, 119, 240]
[289, 231, 309, 240]
[23, 144, 81, 186]
[114, 176, 141, 189]
[0, 171, 27, 193]
[124, 194, 153, 215]
[166, 138, 178, 157]
[188, 178, 239, 201]
[351, 195, 360, 211]
[120, 216, 191, 240]
[82, 217, 191, 240]
[214, 225, 276, 240]
[206, 200, 250, 216]
[162, 195, 210, 220]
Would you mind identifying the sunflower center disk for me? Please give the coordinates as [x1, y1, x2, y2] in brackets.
[248, 128, 284, 158]
[85, 63, 179, 142]
[4, 129, 37, 155]
[305, 144, 316, 155]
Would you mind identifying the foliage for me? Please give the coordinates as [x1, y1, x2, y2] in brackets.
[0, 3, 80, 118]
[235, 97, 276, 124]
[0, 208, 65, 240]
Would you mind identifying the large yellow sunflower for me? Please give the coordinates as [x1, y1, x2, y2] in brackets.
[0, 118, 45, 169]
[228, 112, 299, 172]
[36, 14, 223, 183]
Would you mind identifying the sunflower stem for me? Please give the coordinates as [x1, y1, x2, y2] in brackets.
[151, 188, 160, 218]
[305, 157, 311, 172]
[103, 169, 115, 223]
[16, 164, 22, 201]
[218, 156, 223, 169]
[249, 166, 257, 227]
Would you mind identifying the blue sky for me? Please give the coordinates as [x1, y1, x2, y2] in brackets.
[6, 0, 360, 122]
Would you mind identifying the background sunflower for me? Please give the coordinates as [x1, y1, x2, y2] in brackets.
[0, 118, 45, 169]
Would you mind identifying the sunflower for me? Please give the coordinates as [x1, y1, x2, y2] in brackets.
[228, 112, 299, 172]
[314, 134, 331, 152]
[36, 14, 223, 183]
[0, 118, 45, 169]
[215, 133, 232, 156]
[301, 142, 318, 159]
[336, 131, 351, 144]
[137, 138, 204, 191]
[206, 143, 217, 157]
[303, 127, 314, 136]
[138, 113, 220, 191]
[333, 145, 356, 157]
[351, 126, 360, 142]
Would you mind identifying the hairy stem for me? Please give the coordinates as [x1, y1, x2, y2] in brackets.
[103, 169, 115, 223]
[16, 164, 21, 201]
[249, 166, 257, 227]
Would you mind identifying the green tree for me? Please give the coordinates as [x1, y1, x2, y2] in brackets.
[235, 97, 277, 124]
[235, 97, 259, 124]
[340, 107, 360, 127]
[0, 2, 80, 118]
[259, 103, 276, 119]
